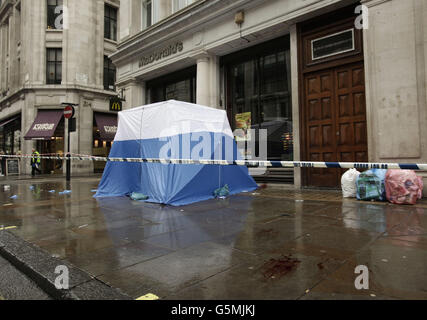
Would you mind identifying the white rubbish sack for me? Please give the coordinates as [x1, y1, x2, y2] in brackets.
[341, 169, 361, 198]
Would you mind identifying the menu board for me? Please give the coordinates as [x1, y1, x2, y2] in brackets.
[6, 159, 20, 176]
[235, 112, 252, 142]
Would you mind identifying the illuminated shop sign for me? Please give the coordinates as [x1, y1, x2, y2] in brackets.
[139, 42, 184, 68]
[110, 97, 123, 112]
[33, 123, 55, 131]
[104, 126, 117, 134]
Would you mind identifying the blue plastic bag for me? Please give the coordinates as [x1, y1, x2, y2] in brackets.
[356, 169, 387, 201]
[130, 193, 149, 201]
[214, 185, 230, 198]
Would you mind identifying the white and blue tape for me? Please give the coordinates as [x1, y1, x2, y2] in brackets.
[1, 154, 426, 170]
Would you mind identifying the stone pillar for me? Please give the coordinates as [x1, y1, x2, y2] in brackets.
[63, 0, 96, 87]
[0, 22, 6, 92]
[196, 53, 220, 108]
[95, 0, 105, 89]
[8, 13, 16, 90]
[290, 24, 301, 189]
[75, 96, 94, 174]
[21, 93, 37, 175]
[362, 0, 427, 196]
[123, 80, 145, 109]
[29, 0, 46, 85]
[196, 56, 210, 107]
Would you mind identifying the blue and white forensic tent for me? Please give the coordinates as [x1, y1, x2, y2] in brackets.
[95, 100, 258, 206]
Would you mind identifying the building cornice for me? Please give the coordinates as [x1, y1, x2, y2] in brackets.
[117, 0, 210, 49]
[111, 0, 358, 67]
[110, 0, 267, 65]
[360, 0, 392, 8]
[0, 85, 118, 109]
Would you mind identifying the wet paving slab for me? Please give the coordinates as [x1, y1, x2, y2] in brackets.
[1, 178, 427, 300]
[301, 236, 427, 300]
[97, 241, 256, 299]
[165, 250, 343, 300]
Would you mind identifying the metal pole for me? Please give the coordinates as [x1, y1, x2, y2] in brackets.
[66, 118, 71, 181]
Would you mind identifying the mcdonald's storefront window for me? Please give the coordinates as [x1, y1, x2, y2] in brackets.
[146, 66, 196, 104]
[93, 112, 118, 173]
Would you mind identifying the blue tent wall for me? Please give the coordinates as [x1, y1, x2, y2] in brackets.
[95, 132, 258, 206]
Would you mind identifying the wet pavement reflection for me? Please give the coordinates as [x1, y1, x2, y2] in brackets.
[1, 178, 426, 300]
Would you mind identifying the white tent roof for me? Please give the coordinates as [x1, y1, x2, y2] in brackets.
[115, 100, 234, 142]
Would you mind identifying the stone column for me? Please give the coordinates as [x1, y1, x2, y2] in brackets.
[362, 0, 427, 196]
[290, 24, 301, 189]
[196, 53, 220, 108]
[123, 80, 145, 109]
[75, 95, 94, 174]
[196, 56, 210, 107]
[31, 0, 46, 85]
[21, 93, 37, 175]
[95, 0, 105, 89]
[0, 23, 6, 92]
[8, 14, 15, 90]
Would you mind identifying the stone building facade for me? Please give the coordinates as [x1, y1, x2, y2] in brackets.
[0, 0, 120, 175]
[112, 0, 427, 195]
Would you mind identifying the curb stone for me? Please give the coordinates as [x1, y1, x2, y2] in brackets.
[0, 231, 131, 300]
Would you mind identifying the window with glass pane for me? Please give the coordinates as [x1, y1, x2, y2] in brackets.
[104, 56, 116, 91]
[5, 132, 12, 155]
[46, 48, 62, 85]
[13, 130, 21, 154]
[173, 0, 194, 13]
[147, 67, 196, 104]
[142, 0, 152, 28]
[47, 0, 63, 29]
[104, 5, 117, 41]
[226, 39, 293, 161]
[0, 117, 21, 155]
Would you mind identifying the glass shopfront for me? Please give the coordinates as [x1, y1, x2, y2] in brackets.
[0, 116, 21, 155]
[35, 118, 65, 174]
[93, 112, 118, 173]
[0, 115, 22, 175]
[146, 66, 196, 104]
[223, 36, 293, 161]
[23, 110, 65, 175]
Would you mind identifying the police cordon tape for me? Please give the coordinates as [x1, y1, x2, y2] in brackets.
[1, 154, 427, 170]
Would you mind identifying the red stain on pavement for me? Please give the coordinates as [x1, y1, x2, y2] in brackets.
[262, 255, 301, 279]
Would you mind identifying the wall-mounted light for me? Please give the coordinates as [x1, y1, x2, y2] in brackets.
[235, 11, 245, 25]
[235, 11, 250, 43]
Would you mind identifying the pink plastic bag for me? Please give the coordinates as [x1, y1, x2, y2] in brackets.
[385, 170, 424, 205]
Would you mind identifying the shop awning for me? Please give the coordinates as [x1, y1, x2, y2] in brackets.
[24, 110, 63, 140]
[0, 116, 20, 128]
[94, 113, 118, 141]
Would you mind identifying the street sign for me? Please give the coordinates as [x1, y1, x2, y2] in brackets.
[110, 97, 123, 112]
[69, 118, 77, 132]
[64, 105, 75, 119]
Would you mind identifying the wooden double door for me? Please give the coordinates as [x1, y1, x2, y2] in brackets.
[303, 61, 368, 187]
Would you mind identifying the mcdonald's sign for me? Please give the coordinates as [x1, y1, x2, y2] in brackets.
[110, 98, 123, 112]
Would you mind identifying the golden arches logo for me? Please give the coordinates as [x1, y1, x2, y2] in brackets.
[110, 102, 122, 111]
